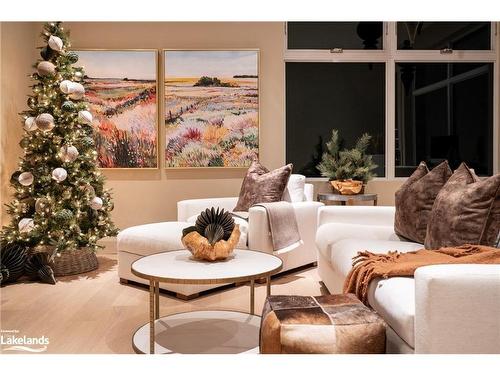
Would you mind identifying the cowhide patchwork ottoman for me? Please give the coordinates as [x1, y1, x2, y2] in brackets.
[260, 294, 386, 354]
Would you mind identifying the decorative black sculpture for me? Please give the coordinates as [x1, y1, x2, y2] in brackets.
[24, 252, 56, 285]
[194, 207, 235, 245]
[0, 243, 28, 285]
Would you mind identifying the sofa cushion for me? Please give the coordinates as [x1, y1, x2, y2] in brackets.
[394, 161, 452, 243]
[316, 222, 404, 263]
[425, 163, 500, 249]
[324, 238, 422, 349]
[187, 214, 248, 249]
[117, 222, 188, 256]
[282, 174, 306, 203]
[330, 238, 423, 281]
[367, 277, 416, 348]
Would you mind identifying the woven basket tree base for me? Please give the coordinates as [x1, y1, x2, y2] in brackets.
[53, 247, 98, 276]
[34, 246, 98, 276]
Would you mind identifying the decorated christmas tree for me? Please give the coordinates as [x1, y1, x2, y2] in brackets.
[0, 22, 118, 283]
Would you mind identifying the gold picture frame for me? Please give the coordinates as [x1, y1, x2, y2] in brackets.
[162, 49, 260, 169]
[72, 48, 160, 170]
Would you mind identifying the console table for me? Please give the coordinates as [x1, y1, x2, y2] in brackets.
[317, 193, 378, 206]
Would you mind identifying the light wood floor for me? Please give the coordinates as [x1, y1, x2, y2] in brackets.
[0, 249, 325, 354]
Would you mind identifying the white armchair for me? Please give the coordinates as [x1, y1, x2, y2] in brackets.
[178, 179, 323, 273]
[316, 205, 500, 354]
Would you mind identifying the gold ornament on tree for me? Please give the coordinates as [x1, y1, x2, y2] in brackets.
[35, 197, 51, 214]
[36, 61, 56, 76]
[35, 113, 55, 132]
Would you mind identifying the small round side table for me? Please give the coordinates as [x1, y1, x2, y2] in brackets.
[317, 192, 378, 206]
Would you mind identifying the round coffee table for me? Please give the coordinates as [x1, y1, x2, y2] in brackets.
[131, 249, 283, 354]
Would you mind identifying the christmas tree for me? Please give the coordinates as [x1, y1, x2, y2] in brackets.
[0, 22, 118, 267]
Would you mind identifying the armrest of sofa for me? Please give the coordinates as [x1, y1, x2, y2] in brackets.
[247, 201, 324, 254]
[415, 264, 500, 353]
[317, 205, 396, 227]
[304, 183, 314, 202]
[177, 197, 239, 221]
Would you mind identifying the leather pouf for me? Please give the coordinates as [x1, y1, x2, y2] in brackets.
[260, 294, 386, 354]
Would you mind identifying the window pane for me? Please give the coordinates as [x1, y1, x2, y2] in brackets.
[395, 63, 493, 177]
[286, 63, 385, 177]
[397, 22, 491, 50]
[288, 22, 383, 50]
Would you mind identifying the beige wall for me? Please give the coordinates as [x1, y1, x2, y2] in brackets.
[19, 22, 500, 230]
[1, 22, 38, 225]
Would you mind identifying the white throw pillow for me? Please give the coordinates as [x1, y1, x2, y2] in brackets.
[282, 174, 306, 202]
[186, 214, 248, 249]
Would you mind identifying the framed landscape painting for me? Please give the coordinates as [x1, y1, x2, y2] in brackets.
[164, 50, 259, 168]
[74, 49, 158, 169]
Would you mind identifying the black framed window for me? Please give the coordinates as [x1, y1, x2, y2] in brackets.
[395, 63, 493, 177]
[397, 22, 491, 50]
[287, 22, 384, 50]
[286, 62, 386, 177]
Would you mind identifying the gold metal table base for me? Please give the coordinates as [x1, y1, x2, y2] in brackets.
[143, 277, 272, 354]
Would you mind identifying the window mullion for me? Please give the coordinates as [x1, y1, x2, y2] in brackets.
[386, 22, 397, 179]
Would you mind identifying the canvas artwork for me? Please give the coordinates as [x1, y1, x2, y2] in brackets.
[75, 50, 158, 168]
[164, 50, 259, 168]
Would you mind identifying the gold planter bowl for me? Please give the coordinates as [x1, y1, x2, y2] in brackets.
[182, 225, 241, 261]
[330, 179, 364, 195]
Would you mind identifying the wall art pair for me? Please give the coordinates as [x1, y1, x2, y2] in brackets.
[74, 49, 260, 169]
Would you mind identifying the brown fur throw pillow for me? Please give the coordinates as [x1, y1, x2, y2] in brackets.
[394, 161, 452, 244]
[425, 163, 500, 249]
[233, 161, 293, 212]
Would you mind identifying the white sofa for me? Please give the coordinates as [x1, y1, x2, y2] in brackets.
[118, 175, 323, 299]
[315, 205, 500, 354]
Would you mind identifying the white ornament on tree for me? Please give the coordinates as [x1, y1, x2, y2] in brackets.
[59, 145, 79, 162]
[59, 80, 74, 94]
[52, 167, 68, 183]
[68, 83, 85, 100]
[37, 61, 56, 76]
[48, 35, 64, 52]
[18, 218, 35, 233]
[78, 110, 93, 124]
[18, 171, 34, 186]
[35, 113, 55, 132]
[24, 117, 38, 132]
[90, 196, 103, 210]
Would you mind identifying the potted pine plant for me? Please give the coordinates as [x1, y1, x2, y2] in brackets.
[317, 129, 377, 195]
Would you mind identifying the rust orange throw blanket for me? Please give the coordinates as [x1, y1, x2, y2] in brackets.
[343, 244, 500, 304]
